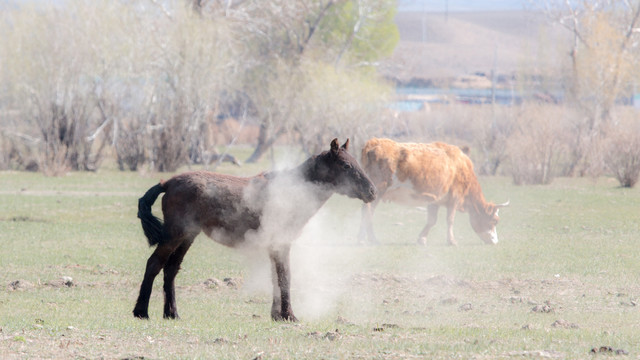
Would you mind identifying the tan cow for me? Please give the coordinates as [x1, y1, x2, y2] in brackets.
[358, 138, 508, 246]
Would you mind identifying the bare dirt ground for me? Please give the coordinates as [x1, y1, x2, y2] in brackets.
[2, 174, 639, 358]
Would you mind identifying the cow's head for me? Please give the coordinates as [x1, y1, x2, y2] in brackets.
[469, 201, 509, 244]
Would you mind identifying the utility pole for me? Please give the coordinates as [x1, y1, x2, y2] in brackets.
[445, 0, 448, 22]
[422, 3, 427, 42]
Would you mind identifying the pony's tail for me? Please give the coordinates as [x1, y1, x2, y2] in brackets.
[138, 183, 166, 247]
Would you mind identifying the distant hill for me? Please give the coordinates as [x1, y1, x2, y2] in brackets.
[380, 10, 570, 86]
[398, 0, 528, 12]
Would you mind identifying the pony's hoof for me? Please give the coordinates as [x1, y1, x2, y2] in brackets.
[163, 313, 180, 320]
[271, 313, 298, 322]
[133, 309, 149, 319]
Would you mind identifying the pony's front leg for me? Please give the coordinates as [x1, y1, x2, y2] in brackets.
[269, 246, 297, 322]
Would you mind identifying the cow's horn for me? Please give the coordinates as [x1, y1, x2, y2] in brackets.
[496, 200, 510, 208]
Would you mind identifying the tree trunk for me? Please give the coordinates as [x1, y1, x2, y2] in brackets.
[245, 123, 284, 164]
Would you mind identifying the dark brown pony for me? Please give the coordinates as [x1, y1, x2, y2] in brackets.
[133, 139, 376, 322]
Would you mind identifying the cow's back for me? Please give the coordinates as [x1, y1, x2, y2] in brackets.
[362, 138, 476, 204]
[361, 138, 403, 187]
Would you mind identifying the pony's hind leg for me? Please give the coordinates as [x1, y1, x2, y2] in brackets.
[133, 243, 178, 319]
[162, 238, 194, 319]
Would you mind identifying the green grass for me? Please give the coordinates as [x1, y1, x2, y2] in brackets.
[1, 160, 639, 359]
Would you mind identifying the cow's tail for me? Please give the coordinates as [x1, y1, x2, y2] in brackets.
[138, 183, 166, 247]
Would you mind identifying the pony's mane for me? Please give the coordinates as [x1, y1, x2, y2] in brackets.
[259, 153, 325, 182]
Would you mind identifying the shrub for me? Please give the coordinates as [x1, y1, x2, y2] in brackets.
[392, 104, 514, 176]
[114, 119, 146, 172]
[505, 104, 567, 185]
[604, 117, 640, 188]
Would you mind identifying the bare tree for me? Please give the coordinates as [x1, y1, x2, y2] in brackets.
[289, 61, 389, 155]
[0, 0, 397, 172]
[506, 104, 568, 185]
[225, 0, 397, 163]
[230, 0, 338, 163]
[535, 0, 640, 176]
[0, 3, 116, 174]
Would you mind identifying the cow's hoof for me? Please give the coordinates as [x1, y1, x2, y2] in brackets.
[357, 237, 379, 246]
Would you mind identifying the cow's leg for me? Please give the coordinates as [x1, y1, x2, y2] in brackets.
[133, 243, 178, 319]
[417, 204, 439, 245]
[162, 238, 194, 319]
[358, 197, 381, 245]
[357, 203, 370, 244]
[446, 205, 458, 246]
[269, 246, 297, 322]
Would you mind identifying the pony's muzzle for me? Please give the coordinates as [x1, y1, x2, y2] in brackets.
[363, 185, 377, 203]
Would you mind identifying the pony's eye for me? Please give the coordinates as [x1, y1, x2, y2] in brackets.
[343, 164, 352, 170]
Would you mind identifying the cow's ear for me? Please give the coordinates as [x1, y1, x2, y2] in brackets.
[341, 138, 350, 151]
[330, 138, 340, 154]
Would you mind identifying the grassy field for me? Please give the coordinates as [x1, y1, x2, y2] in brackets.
[1, 150, 640, 359]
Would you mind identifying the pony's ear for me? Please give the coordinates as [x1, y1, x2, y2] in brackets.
[341, 138, 350, 151]
[330, 138, 340, 154]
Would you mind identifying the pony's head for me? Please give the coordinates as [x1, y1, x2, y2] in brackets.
[307, 138, 377, 203]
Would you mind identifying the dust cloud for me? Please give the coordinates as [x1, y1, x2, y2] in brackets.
[290, 206, 365, 319]
[239, 198, 381, 321]
[235, 153, 428, 322]
[233, 153, 377, 320]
